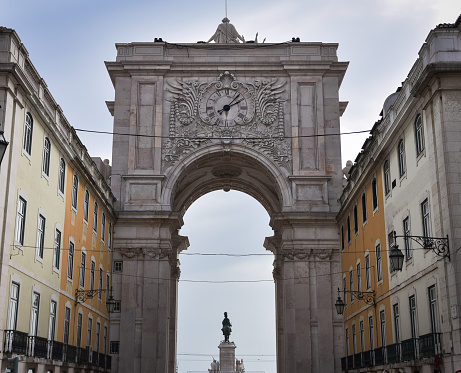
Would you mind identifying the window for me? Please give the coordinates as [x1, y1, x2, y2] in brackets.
[429, 285, 438, 333]
[341, 225, 345, 251]
[357, 263, 362, 294]
[64, 307, 70, 344]
[362, 192, 367, 223]
[23, 112, 33, 155]
[83, 191, 90, 223]
[353, 205, 358, 234]
[403, 217, 412, 260]
[90, 260, 95, 291]
[345, 328, 349, 356]
[352, 324, 357, 354]
[106, 274, 110, 302]
[48, 300, 57, 341]
[42, 138, 51, 176]
[87, 317, 93, 347]
[80, 252, 86, 287]
[369, 316, 374, 350]
[71, 175, 78, 210]
[7, 283, 20, 330]
[421, 199, 431, 241]
[409, 295, 418, 338]
[380, 310, 386, 346]
[113, 300, 121, 313]
[53, 228, 61, 269]
[415, 115, 424, 155]
[58, 158, 65, 194]
[393, 304, 400, 343]
[388, 232, 395, 272]
[113, 261, 123, 273]
[343, 277, 347, 306]
[384, 160, 391, 195]
[349, 270, 354, 302]
[398, 140, 406, 177]
[30, 292, 40, 337]
[101, 213, 106, 242]
[96, 322, 101, 353]
[103, 326, 108, 354]
[347, 216, 351, 243]
[76, 313, 82, 347]
[359, 320, 365, 352]
[365, 255, 371, 289]
[36, 214, 45, 259]
[110, 341, 120, 354]
[108, 222, 112, 250]
[15, 197, 27, 245]
[98, 268, 103, 300]
[372, 177, 378, 210]
[67, 242, 74, 279]
[376, 244, 382, 281]
[93, 202, 98, 232]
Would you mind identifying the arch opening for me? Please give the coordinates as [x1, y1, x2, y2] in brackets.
[177, 191, 276, 373]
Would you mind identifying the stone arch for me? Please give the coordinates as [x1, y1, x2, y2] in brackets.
[161, 143, 292, 217]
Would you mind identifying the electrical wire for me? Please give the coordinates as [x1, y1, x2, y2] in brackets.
[74, 128, 370, 140]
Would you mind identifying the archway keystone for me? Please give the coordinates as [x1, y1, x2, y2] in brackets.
[107, 39, 347, 373]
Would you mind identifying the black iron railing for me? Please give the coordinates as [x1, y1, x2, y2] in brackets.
[3, 330, 111, 370]
[341, 333, 443, 371]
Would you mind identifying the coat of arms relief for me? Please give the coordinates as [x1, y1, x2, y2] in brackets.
[162, 71, 291, 169]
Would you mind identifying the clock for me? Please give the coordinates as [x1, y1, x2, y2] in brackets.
[199, 85, 254, 126]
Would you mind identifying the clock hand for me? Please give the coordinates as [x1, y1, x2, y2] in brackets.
[227, 93, 241, 106]
[217, 99, 245, 115]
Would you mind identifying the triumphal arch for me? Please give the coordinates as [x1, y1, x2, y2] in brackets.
[106, 22, 348, 373]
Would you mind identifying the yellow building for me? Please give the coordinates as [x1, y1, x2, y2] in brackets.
[337, 139, 393, 370]
[0, 28, 115, 372]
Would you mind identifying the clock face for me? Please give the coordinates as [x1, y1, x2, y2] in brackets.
[199, 86, 254, 126]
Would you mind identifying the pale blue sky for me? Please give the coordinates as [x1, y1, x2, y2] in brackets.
[2, 1, 460, 372]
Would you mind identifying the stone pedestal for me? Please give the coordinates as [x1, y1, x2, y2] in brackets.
[218, 342, 236, 372]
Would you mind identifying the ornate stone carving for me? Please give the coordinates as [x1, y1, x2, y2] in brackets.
[169, 254, 181, 279]
[163, 72, 291, 169]
[120, 248, 141, 258]
[282, 249, 310, 260]
[142, 248, 170, 260]
[313, 249, 333, 260]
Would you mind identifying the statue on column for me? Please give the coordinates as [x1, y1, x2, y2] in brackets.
[207, 18, 245, 43]
[221, 312, 232, 342]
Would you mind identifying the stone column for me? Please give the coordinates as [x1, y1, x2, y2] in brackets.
[219, 341, 236, 372]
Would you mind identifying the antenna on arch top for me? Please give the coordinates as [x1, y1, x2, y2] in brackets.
[225, 0, 228, 18]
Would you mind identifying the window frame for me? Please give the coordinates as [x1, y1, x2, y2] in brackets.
[356, 262, 362, 294]
[372, 177, 378, 211]
[415, 114, 424, 156]
[53, 228, 62, 270]
[347, 216, 351, 243]
[361, 192, 367, 224]
[365, 254, 371, 290]
[398, 139, 406, 177]
[36, 214, 46, 260]
[64, 306, 71, 344]
[90, 260, 96, 291]
[376, 244, 383, 282]
[15, 196, 27, 246]
[48, 300, 57, 341]
[353, 204, 359, 234]
[23, 112, 33, 156]
[383, 160, 391, 195]
[83, 190, 90, 223]
[42, 137, 51, 177]
[7, 282, 20, 330]
[101, 212, 106, 242]
[68, 241, 75, 280]
[58, 158, 66, 195]
[409, 295, 418, 338]
[403, 217, 412, 260]
[80, 252, 86, 288]
[393, 303, 400, 343]
[421, 199, 431, 241]
[71, 175, 78, 211]
[93, 202, 98, 233]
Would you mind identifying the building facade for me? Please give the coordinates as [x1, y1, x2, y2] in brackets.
[338, 16, 461, 372]
[0, 28, 116, 373]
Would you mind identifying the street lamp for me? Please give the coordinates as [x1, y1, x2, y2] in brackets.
[0, 131, 9, 165]
[75, 287, 119, 314]
[335, 288, 375, 315]
[390, 231, 450, 271]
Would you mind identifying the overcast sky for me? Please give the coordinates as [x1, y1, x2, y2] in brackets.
[2, 1, 460, 372]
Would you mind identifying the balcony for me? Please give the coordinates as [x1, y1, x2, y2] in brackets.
[4, 330, 111, 370]
[341, 333, 442, 371]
